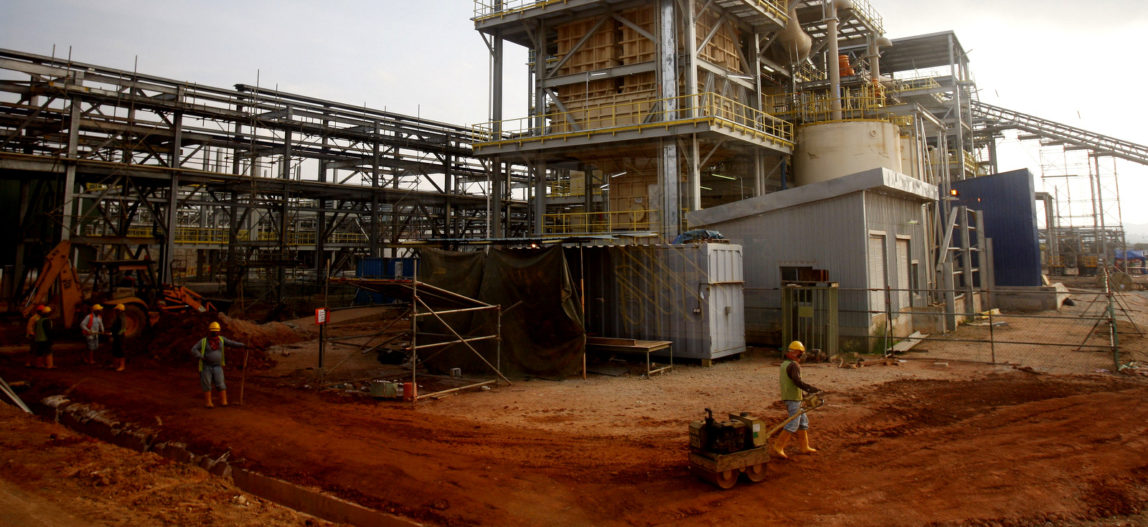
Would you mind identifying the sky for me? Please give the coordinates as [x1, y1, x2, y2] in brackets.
[1, 0, 1145, 225]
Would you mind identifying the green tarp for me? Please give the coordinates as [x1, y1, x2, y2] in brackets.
[417, 246, 585, 379]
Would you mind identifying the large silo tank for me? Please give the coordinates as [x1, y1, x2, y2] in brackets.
[795, 121, 902, 186]
[899, 135, 918, 180]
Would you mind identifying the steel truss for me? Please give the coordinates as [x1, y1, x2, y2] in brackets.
[0, 48, 530, 304]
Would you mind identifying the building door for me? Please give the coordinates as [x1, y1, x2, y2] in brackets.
[868, 234, 887, 320]
[896, 237, 911, 311]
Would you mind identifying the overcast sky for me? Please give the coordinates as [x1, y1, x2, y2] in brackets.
[2, 0, 1145, 225]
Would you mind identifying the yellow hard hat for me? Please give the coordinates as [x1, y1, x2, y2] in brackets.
[208, 322, 221, 332]
[787, 340, 805, 353]
[40, 305, 52, 314]
[115, 303, 126, 311]
[92, 304, 103, 311]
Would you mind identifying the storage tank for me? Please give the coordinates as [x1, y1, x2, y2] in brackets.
[899, 134, 919, 180]
[794, 120, 902, 185]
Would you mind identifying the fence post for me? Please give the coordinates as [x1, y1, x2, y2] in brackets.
[1108, 288, 1120, 372]
[988, 307, 995, 364]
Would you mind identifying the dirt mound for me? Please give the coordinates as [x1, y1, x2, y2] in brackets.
[139, 312, 305, 370]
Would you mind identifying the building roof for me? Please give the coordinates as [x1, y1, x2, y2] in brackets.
[879, 31, 969, 73]
[687, 167, 938, 227]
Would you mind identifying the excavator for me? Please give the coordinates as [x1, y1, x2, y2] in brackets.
[19, 241, 215, 338]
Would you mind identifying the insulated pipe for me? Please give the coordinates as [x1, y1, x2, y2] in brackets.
[826, 0, 841, 120]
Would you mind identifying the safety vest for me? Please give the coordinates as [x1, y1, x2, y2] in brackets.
[198, 336, 225, 372]
[779, 359, 803, 402]
[33, 316, 51, 343]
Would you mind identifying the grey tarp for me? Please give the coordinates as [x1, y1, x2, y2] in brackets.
[418, 246, 585, 379]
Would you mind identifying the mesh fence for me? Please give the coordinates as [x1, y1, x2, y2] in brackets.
[755, 285, 1148, 375]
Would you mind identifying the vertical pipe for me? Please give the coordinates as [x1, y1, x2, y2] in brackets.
[410, 259, 418, 405]
[948, 34, 965, 181]
[825, 0, 841, 120]
[162, 106, 184, 284]
[61, 97, 82, 241]
[532, 21, 547, 237]
[278, 128, 292, 304]
[491, 33, 505, 238]
[1092, 154, 1107, 265]
[660, 0, 680, 238]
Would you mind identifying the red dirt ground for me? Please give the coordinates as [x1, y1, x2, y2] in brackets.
[3, 295, 1148, 526]
[3, 354, 1148, 526]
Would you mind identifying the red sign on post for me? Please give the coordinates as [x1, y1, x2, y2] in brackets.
[315, 307, 328, 325]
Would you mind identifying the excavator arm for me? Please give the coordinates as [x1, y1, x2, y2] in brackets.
[20, 241, 84, 328]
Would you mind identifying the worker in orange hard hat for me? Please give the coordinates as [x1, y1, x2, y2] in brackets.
[109, 304, 128, 371]
[191, 321, 246, 408]
[771, 340, 821, 460]
[80, 304, 107, 365]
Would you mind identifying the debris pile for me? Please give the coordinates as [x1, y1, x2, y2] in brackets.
[140, 311, 305, 370]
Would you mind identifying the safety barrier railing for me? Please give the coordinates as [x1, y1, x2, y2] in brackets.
[543, 209, 656, 236]
[473, 91, 793, 150]
[473, 0, 567, 21]
[774, 84, 892, 124]
[845, 0, 884, 34]
[474, 0, 788, 23]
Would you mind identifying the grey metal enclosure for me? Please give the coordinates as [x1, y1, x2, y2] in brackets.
[576, 243, 746, 361]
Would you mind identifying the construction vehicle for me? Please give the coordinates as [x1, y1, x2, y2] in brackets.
[20, 240, 215, 337]
[688, 394, 824, 489]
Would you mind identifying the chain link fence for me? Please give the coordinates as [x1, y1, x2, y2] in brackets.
[753, 285, 1148, 375]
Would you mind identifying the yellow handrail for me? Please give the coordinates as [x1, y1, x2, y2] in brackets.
[543, 209, 656, 236]
[473, 91, 793, 150]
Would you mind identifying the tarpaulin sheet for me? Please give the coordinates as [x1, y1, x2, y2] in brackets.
[418, 247, 585, 379]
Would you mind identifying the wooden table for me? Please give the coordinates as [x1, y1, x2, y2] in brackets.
[586, 337, 673, 377]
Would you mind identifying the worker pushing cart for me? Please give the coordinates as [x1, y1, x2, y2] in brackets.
[771, 340, 822, 459]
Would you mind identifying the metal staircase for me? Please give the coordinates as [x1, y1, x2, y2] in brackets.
[971, 100, 1148, 166]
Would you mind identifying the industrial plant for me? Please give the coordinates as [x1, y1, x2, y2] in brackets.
[1, 1, 1147, 525]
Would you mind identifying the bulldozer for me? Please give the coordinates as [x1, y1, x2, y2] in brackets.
[19, 241, 215, 337]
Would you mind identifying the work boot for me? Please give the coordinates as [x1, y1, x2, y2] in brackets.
[204, 392, 214, 408]
[770, 431, 793, 460]
[220, 390, 228, 407]
[115, 358, 125, 372]
[797, 429, 818, 454]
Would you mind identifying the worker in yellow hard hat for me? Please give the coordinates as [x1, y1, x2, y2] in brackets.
[191, 321, 246, 408]
[771, 340, 821, 459]
[109, 304, 128, 371]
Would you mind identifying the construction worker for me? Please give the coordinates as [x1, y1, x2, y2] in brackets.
[109, 304, 127, 372]
[191, 321, 246, 408]
[30, 305, 55, 369]
[771, 340, 820, 460]
[80, 304, 107, 365]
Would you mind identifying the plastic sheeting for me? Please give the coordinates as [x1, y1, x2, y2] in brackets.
[418, 247, 585, 380]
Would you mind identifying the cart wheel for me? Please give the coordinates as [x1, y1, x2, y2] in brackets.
[744, 463, 767, 483]
[714, 469, 738, 489]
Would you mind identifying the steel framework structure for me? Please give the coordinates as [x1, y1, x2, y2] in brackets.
[0, 48, 529, 304]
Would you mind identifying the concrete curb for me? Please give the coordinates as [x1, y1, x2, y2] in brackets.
[38, 395, 420, 527]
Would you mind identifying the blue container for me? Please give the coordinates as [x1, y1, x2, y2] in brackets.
[951, 169, 1042, 286]
[354, 257, 417, 304]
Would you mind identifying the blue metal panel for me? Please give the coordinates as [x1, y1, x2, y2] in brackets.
[354, 257, 417, 304]
[951, 169, 1042, 286]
